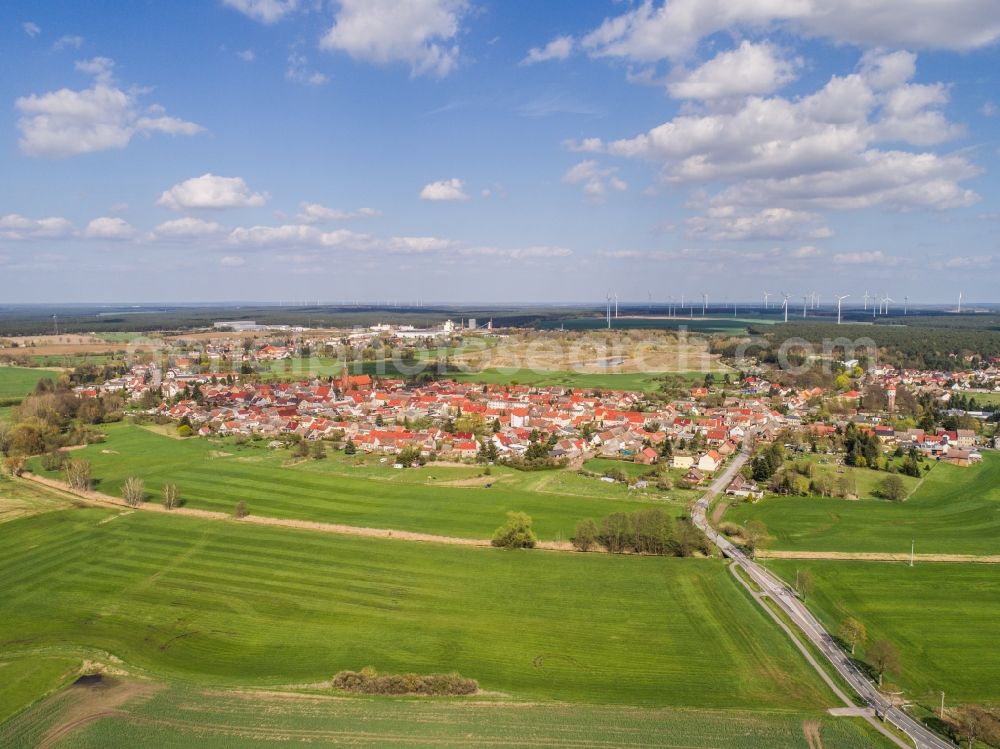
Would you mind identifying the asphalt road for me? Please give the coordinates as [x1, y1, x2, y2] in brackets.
[692, 449, 955, 749]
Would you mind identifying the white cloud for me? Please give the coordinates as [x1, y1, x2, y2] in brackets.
[564, 137, 603, 153]
[84, 216, 135, 240]
[286, 51, 329, 85]
[15, 58, 202, 158]
[158, 174, 268, 211]
[23, 21, 40, 38]
[228, 223, 323, 246]
[226, 224, 459, 255]
[686, 206, 830, 241]
[522, 35, 573, 65]
[220, 255, 246, 267]
[237, 49, 256, 62]
[53, 35, 84, 51]
[667, 41, 799, 100]
[222, 0, 298, 24]
[562, 160, 627, 200]
[790, 245, 821, 258]
[296, 203, 381, 223]
[460, 245, 572, 259]
[0, 214, 74, 240]
[940, 255, 994, 269]
[320, 0, 468, 77]
[420, 178, 469, 202]
[601, 53, 977, 213]
[833, 250, 900, 266]
[581, 0, 1000, 64]
[153, 217, 225, 238]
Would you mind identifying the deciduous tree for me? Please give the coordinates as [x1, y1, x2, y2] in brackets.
[838, 617, 867, 655]
[491, 511, 536, 549]
[866, 639, 899, 686]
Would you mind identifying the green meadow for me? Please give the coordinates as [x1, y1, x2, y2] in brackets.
[769, 560, 1000, 705]
[0, 366, 57, 401]
[29, 423, 688, 540]
[446, 367, 704, 392]
[725, 453, 1000, 555]
[1, 680, 894, 749]
[0, 505, 833, 710]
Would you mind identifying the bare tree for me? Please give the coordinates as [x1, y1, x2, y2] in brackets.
[744, 520, 768, 559]
[838, 617, 867, 655]
[954, 706, 1000, 749]
[866, 639, 899, 687]
[235, 500, 248, 518]
[64, 458, 92, 491]
[121, 476, 145, 507]
[4, 456, 25, 477]
[162, 483, 178, 510]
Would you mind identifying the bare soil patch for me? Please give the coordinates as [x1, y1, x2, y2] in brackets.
[37, 676, 160, 749]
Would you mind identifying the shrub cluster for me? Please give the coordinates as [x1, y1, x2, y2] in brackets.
[332, 667, 477, 696]
[573, 508, 710, 557]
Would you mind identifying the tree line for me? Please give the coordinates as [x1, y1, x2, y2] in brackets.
[572, 508, 710, 556]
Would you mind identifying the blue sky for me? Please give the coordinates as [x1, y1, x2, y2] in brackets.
[2, 0, 999, 304]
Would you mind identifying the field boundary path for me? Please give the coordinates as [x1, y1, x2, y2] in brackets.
[693, 449, 956, 749]
[19, 472, 576, 551]
[760, 550, 1000, 564]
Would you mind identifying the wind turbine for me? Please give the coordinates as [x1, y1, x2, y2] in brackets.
[614, 293, 618, 319]
[957, 291, 963, 313]
[802, 295, 809, 318]
[903, 296, 908, 316]
[883, 295, 894, 315]
[763, 291, 772, 310]
[606, 293, 612, 328]
[863, 290, 870, 311]
[780, 292, 790, 323]
[701, 292, 708, 317]
[836, 294, 850, 325]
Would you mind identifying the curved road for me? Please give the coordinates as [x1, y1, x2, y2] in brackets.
[693, 449, 955, 749]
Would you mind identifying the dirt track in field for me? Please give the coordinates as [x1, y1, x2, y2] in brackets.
[19, 473, 575, 551]
[759, 550, 1000, 564]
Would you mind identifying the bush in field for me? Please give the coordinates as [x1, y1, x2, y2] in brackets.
[491, 511, 536, 549]
[64, 458, 91, 490]
[40, 449, 66, 472]
[878, 474, 907, 502]
[332, 667, 477, 696]
[572, 518, 599, 551]
[3, 456, 26, 477]
[235, 500, 248, 518]
[121, 476, 145, 507]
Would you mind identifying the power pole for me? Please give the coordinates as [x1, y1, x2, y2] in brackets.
[939, 691, 945, 720]
[910, 539, 914, 567]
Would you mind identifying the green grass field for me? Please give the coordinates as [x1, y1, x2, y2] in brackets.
[446, 368, 707, 392]
[769, 561, 1000, 705]
[29, 424, 686, 540]
[725, 454, 1000, 555]
[537, 316, 776, 335]
[0, 476, 74, 524]
[0, 506, 833, 710]
[0, 679, 894, 749]
[0, 366, 57, 400]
